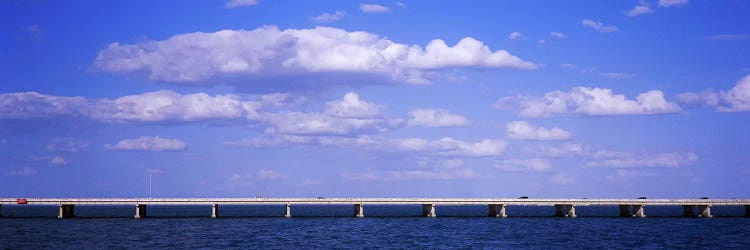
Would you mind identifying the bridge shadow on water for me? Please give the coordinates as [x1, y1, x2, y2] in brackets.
[2, 205, 748, 218]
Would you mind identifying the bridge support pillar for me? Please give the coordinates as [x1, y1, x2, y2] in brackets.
[354, 203, 364, 218]
[58, 204, 75, 219]
[422, 204, 436, 217]
[698, 205, 713, 218]
[488, 204, 507, 217]
[554, 204, 576, 218]
[745, 205, 750, 217]
[683, 205, 696, 217]
[285, 203, 291, 218]
[633, 205, 646, 218]
[0, 204, 3, 218]
[211, 204, 219, 218]
[135, 204, 147, 219]
[619, 205, 632, 217]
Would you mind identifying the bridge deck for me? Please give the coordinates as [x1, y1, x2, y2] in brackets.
[2, 198, 749, 206]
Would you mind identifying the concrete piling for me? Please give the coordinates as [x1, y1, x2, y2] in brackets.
[134, 204, 147, 219]
[211, 204, 219, 219]
[488, 204, 507, 217]
[354, 203, 364, 218]
[421, 204, 436, 217]
[58, 204, 75, 219]
[633, 205, 646, 218]
[697, 205, 713, 218]
[285, 203, 291, 218]
[555, 204, 576, 217]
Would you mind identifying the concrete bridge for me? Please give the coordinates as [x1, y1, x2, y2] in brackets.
[1, 198, 749, 219]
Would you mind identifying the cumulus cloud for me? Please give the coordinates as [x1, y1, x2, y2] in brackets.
[658, 0, 687, 7]
[9, 167, 37, 176]
[586, 150, 698, 168]
[105, 136, 186, 151]
[581, 19, 619, 33]
[707, 34, 750, 42]
[0, 90, 260, 123]
[676, 74, 750, 112]
[506, 121, 571, 140]
[0, 92, 90, 119]
[262, 92, 402, 136]
[626, 2, 653, 17]
[360, 3, 390, 13]
[91, 26, 537, 85]
[497, 158, 551, 172]
[493, 87, 682, 117]
[225, 0, 258, 8]
[717, 74, 750, 112]
[228, 135, 506, 157]
[507, 32, 525, 40]
[47, 138, 89, 152]
[50, 156, 68, 165]
[386, 167, 478, 180]
[550, 32, 566, 39]
[257, 169, 287, 180]
[597, 72, 637, 79]
[533, 143, 587, 158]
[407, 108, 468, 128]
[312, 11, 346, 23]
[549, 173, 574, 185]
[391, 137, 507, 157]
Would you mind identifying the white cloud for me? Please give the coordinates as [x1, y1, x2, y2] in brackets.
[581, 19, 619, 33]
[707, 34, 750, 42]
[324, 92, 384, 119]
[626, 2, 653, 17]
[549, 173, 574, 185]
[0, 90, 260, 123]
[587, 150, 698, 168]
[597, 72, 637, 79]
[718, 74, 750, 112]
[550, 32, 566, 39]
[493, 87, 682, 117]
[360, 3, 390, 13]
[105, 136, 186, 151]
[507, 32, 525, 40]
[560, 63, 577, 69]
[506, 121, 571, 140]
[497, 159, 551, 172]
[534, 143, 587, 158]
[50, 156, 68, 165]
[407, 108, 468, 128]
[677, 74, 750, 112]
[92, 26, 537, 85]
[47, 138, 89, 152]
[312, 11, 346, 23]
[395, 1, 406, 7]
[675, 90, 719, 106]
[9, 167, 37, 176]
[391, 137, 507, 157]
[658, 0, 687, 7]
[262, 93, 401, 136]
[258, 169, 286, 180]
[225, 0, 258, 8]
[342, 171, 380, 181]
[0, 92, 90, 119]
[387, 167, 478, 180]
[92, 90, 256, 123]
[538, 39, 546, 45]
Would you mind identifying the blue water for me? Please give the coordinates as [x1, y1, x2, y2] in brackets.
[2, 205, 749, 248]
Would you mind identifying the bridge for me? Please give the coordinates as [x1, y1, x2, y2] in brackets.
[2, 198, 749, 219]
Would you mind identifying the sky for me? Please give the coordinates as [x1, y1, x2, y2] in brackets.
[1, 0, 750, 198]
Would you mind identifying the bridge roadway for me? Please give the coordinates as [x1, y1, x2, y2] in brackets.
[1, 198, 749, 219]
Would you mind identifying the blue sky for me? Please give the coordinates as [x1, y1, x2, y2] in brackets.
[2, 0, 750, 198]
